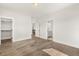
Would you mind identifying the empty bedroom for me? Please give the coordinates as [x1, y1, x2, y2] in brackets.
[0, 3, 79, 56]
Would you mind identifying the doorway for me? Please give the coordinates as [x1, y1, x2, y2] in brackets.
[32, 23, 36, 38]
[1, 17, 12, 45]
[47, 20, 53, 40]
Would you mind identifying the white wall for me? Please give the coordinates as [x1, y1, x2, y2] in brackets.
[0, 9, 32, 42]
[39, 22, 47, 39]
[53, 4, 79, 48]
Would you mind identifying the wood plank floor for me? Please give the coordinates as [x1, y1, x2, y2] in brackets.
[43, 48, 68, 56]
[0, 37, 68, 56]
[0, 36, 79, 56]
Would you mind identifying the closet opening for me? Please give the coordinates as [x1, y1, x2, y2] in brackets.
[47, 20, 53, 40]
[1, 17, 13, 45]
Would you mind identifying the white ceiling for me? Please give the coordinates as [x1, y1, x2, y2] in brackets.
[0, 3, 74, 21]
